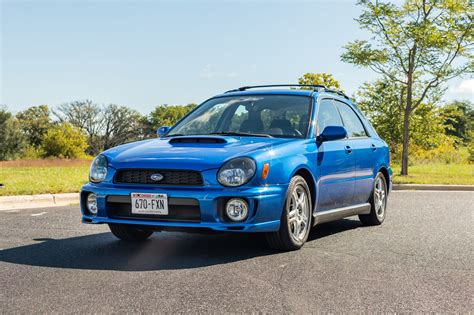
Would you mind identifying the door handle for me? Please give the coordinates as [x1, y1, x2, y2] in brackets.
[345, 145, 352, 154]
[371, 144, 377, 151]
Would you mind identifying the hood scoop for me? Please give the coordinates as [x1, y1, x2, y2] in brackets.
[168, 136, 228, 144]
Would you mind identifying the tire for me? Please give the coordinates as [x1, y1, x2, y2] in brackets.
[359, 172, 388, 226]
[265, 175, 312, 251]
[108, 224, 153, 241]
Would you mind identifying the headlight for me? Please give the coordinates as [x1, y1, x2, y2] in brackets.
[218, 157, 256, 187]
[89, 155, 108, 183]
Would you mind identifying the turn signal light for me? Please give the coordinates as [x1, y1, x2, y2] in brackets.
[261, 163, 270, 179]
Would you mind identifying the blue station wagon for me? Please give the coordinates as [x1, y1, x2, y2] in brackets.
[81, 85, 392, 250]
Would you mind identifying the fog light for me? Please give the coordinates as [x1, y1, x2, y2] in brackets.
[86, 193, 98, 215]
[225, 198, 248, 222]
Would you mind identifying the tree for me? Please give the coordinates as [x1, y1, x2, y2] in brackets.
[148, 104, 197, 131]
[356, 78, 445, 157]
[16, 105, 52, 148]
[298, 73, 341, 89]
[102, 104, 146, 150]
[439, 100, 473, 144]
[0, 107, 27, 160]
[54, 100, 103, 154]
[54, 100, 146, 154]
[341, 0, 473, 175]
[41, 123, 88, 158]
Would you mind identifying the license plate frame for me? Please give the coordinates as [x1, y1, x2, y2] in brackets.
[131, 193, 168, 215]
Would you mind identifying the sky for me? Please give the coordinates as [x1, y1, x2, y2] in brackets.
[1, 0, 472, 114]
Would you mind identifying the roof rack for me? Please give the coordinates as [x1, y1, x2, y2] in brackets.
[323, 88, 350, 100]
[225, 84, 350, 100]
[225, 84, 326, 93]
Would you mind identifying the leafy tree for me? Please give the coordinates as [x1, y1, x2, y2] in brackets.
[16, 105, 52, 147]
[0, 107, 27, 160]
[148, 104, 197, 131]
[298, 73, 341, 89]
[356, 78, 445, 158]
[341, 0, 473, 175]
[439, 100, 473, 144]
[41, 123, 88, 158]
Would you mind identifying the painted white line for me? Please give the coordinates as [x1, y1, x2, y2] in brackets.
[31, 212, 47, 217]
[391, 190, 473, 193]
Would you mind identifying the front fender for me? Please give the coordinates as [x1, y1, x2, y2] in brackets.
[255, 139, 318, 186]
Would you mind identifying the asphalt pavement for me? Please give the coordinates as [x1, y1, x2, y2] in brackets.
[0, 191, 472, 313]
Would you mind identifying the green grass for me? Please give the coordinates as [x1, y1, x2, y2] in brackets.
[392, 163, 474, 185]
[0, 160, 472, 196]
[0, 166, 89, 196]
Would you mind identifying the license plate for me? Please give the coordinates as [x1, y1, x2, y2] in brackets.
[131, 193, 168, 215]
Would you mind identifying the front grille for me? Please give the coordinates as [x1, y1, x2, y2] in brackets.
[106, 195, 201, 222]
[114, 169, 204, 186]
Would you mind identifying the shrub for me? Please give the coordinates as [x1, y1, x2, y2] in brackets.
[0, 107, 27, 160]
[410, 136, 469, 165]
[21, 146, 45, 159]
[41, 123, 88, 158]
[468, 135, 474, 164]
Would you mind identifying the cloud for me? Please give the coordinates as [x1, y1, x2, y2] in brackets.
[448, 79, 474, 95]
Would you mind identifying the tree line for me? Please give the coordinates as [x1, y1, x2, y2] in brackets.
[1, 72, 472, 166]
[0, 102, 196, 160]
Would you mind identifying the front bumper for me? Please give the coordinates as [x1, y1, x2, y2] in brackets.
[80, 183, 287, 232]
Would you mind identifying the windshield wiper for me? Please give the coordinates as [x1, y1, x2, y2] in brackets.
[209, 132, 273, 138]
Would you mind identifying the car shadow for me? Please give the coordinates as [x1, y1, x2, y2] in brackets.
[308, 218, 362, 242]
[0, 219, 362, 271]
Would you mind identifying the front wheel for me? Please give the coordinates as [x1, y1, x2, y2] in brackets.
[265, 175, 312, 251]
[359, 172, 388, 226]
[109, 224, 153, 241]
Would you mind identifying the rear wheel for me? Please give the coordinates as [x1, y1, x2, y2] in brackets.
[265, 175, 312, 251]
[109, 224, 153, 241]
[359, 172, 387, 226]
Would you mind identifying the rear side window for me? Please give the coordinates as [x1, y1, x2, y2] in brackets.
[316, 99, 343, 135]
[334, 101, 368, 138]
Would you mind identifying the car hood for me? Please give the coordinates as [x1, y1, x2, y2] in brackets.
[105, 136, 293, 171]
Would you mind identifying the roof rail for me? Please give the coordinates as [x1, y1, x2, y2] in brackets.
[225, 84, 350, 100]
[225, 84, 327, 93]
[323, 89, 350, 100]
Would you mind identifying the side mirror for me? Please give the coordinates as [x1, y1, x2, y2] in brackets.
[318, 126, 347, 142]
[156, 126, 170, 137]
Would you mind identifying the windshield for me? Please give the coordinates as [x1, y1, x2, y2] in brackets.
[167, 95, 312, 138]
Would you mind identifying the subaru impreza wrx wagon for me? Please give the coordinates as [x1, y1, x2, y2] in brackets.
[81, 84, 392, 250]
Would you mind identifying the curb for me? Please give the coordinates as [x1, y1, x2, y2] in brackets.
[392, 184, 474, 191]
[0, 184, 473, 211]
[0, 193, 79, 211]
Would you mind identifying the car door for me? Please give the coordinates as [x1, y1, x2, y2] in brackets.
[315, 99, 356, 211]
[333, 100, 374, 205]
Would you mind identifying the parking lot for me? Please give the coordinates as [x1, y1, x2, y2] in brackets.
[0, 191, 472, 313]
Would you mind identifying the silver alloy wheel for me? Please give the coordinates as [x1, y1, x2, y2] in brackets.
[374, 176, 387, 219]
[287, 184, 310, 242]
